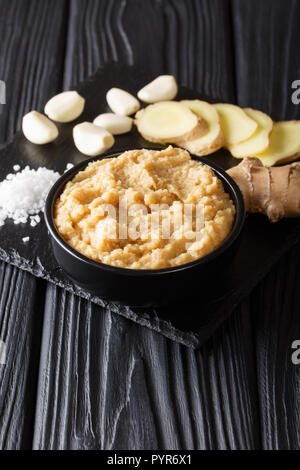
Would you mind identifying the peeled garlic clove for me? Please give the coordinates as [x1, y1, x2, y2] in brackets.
[106, 88, 140, 116]
[93, 113, 132, 135]
[44, 91, 85, 123]
[22, 111, 59, 144]
[73, 122, 114, 156]
[137, 75, 178, 103]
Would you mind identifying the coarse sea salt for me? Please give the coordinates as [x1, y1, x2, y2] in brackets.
[0, 166, 61, 226]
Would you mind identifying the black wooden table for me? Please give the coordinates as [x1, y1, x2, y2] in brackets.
[0, 0, 300, 450]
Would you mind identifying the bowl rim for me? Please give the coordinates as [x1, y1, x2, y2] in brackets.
[45, 146, 245, 277]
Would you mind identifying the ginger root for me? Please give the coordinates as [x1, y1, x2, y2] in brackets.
[227, 157, 300, 222]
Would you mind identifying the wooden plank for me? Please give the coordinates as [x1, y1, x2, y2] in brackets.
[63, 0, 236, 101]
[0, 0, 68, 145]
[33, 0, 261, 449]
[250, 242, 300, 450]
[231, 0, 300, 449]
[0, 0, 68, 449]
[0, 263, 45, 449]
[33, 285, 260, 449]
[231, 0, 300, 119]
[5, 0, 299, 450]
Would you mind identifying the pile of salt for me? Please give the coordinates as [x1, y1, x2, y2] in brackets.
[0, 166, 61, 227]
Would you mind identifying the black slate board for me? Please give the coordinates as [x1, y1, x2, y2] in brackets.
[0, 62, 300, 348]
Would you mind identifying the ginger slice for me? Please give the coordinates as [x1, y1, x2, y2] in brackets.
[253, 121, 300, 166]
[135, 101, 207, 144]
[227, 157, 300, 222]
[228, 108, 273, 157]
[176, 100, 224, 156]
[213, 103, 257, 145]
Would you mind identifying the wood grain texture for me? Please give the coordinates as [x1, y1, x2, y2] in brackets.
[0, 0, 68, 449]
[231, 0, 300, 450]
[0, 262, 44, 449]
[63, 0, 236, 101]
[32, 0, 260, 450]
[250, 245, 300, 450]
[0, 0, 68, 145]
[33, 285, 260, 450]
[0, 0, 299, 450]
[231, 0, 300, 119]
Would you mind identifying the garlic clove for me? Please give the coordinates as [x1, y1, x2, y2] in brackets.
[73, 122, 114, 156]
[22, 111, 59, 144]
[106, 88, 140, 116]
[137, 75, 178, 103]
[93, 113, 132, 135]
[44, 91, 85, 123]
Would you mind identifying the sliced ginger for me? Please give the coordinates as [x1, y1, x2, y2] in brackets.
[213, 103, 257, 145]
[253, 121, 300, 166]
[227, 157, 300, 222]
[176, 100, 224, 156]
[228, 108, 273, 158]
[134, 88, 300, 167]
[135, 101, 207, 143]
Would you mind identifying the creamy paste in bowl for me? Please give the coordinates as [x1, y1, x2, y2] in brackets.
[54, 146, 235, 269]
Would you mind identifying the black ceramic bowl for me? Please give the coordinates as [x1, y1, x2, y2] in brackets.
[45, 148, 245, 307]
